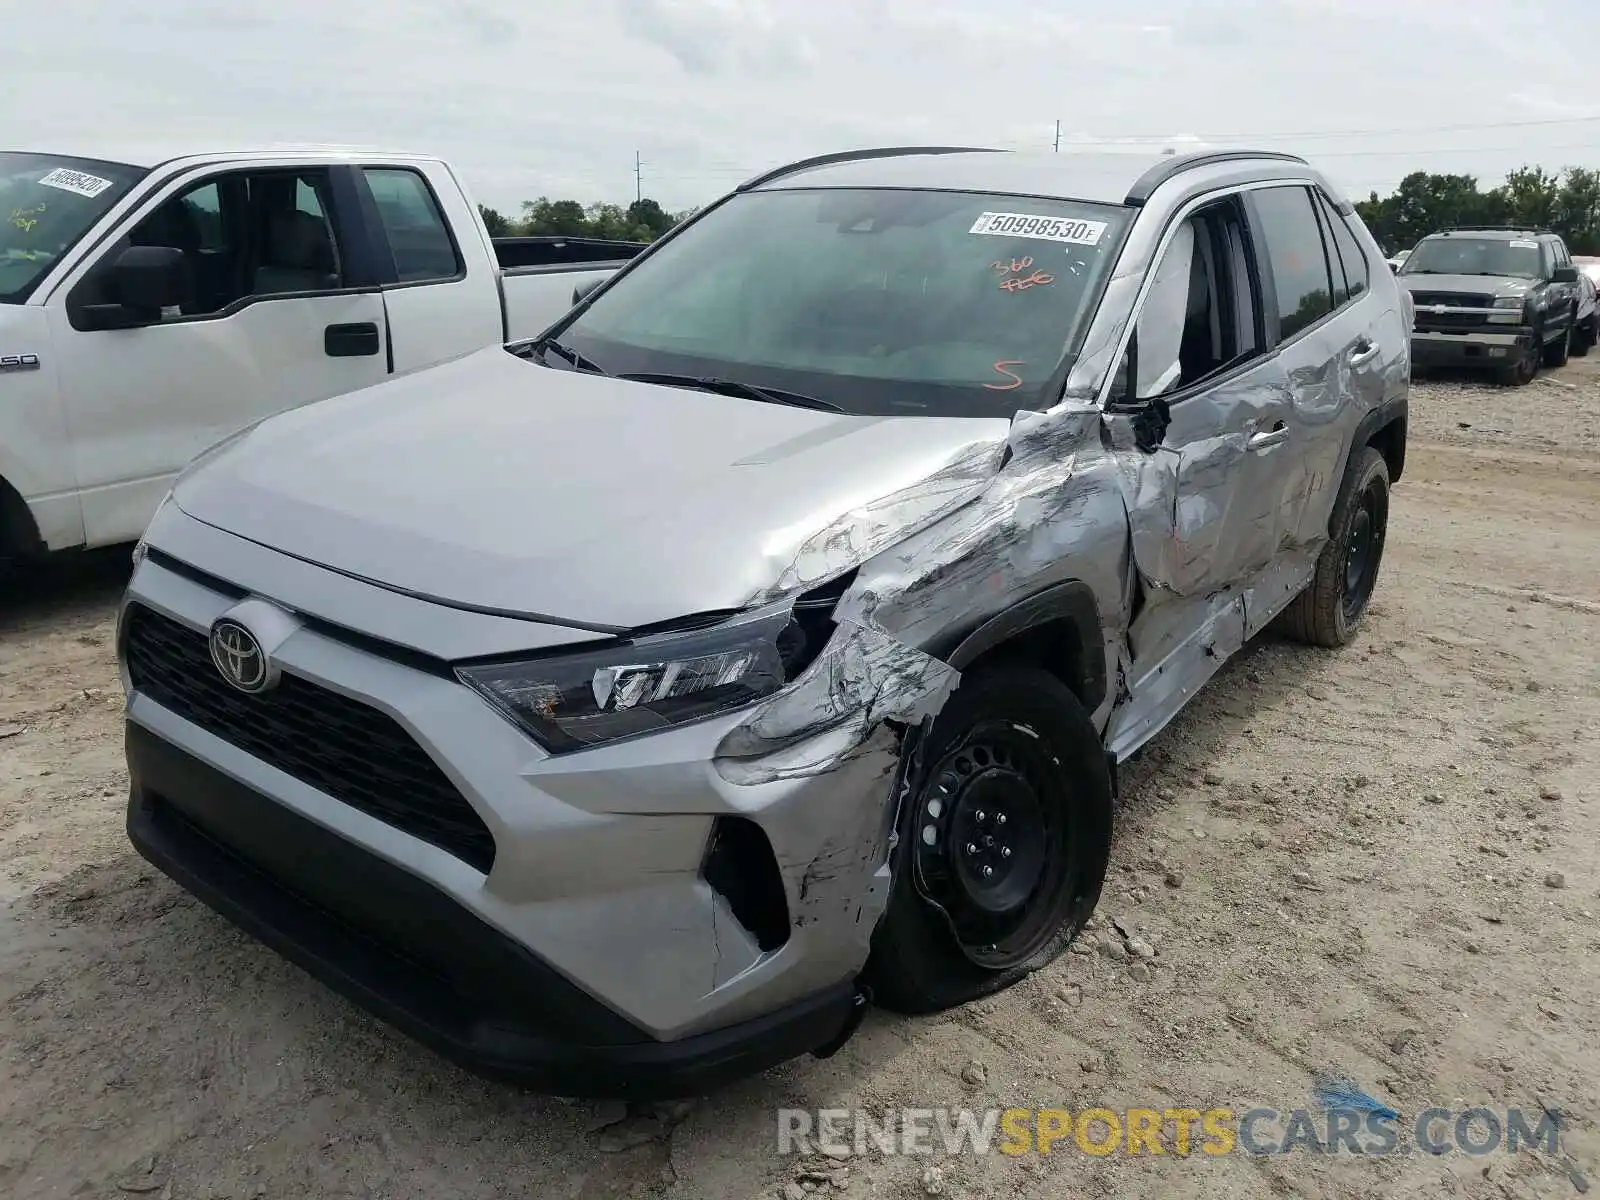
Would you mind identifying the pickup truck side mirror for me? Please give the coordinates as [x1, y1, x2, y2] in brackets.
[572, 277, 604, 307]
[78, 246, 193, 330]
[1552, 265, 1578, 284]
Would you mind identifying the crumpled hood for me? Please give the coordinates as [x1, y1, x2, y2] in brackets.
[173, 346, 1010, 629]
[1399, 273, 1536, 301]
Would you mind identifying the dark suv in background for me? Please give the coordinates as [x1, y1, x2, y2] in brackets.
[1399, 226, 1581, 385]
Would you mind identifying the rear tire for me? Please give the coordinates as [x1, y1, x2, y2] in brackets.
[865, 665, 1112, 1015]
[1277, 446, 1390, 649]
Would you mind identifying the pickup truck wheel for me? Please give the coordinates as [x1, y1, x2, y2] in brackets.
[1571, 318, 1595, 358]
[1497, 341, 1539, 386]
[1542, 328, 1571, 368]
[1277, 446, 1390, 649]
[864, 665, 1111, 1015]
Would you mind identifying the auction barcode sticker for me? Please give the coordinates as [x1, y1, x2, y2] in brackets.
[37, 167, 116, 199]
[969, 211, 1107, 246]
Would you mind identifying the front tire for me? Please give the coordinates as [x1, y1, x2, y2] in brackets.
[1542, 320, 1571, 368]
[1571, 317, 1596, 358]
[1277, 446, 1391, 649]
[865, 665, 1112, 1015]
[1497, 339, 1539, 385]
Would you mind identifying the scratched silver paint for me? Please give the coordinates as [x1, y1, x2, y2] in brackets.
[711, 153, 1410, 956]
[118, 149, 1409, 1049]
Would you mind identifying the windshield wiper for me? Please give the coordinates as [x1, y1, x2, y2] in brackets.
[519, 337, 608, 375]
[616, 372, 843, 412]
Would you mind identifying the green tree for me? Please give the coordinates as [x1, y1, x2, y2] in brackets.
[502, 195, 690, 243]
[1355, 164, 1600, 256]
[519, 197, 591, 236]
[477, 204, 511, 237]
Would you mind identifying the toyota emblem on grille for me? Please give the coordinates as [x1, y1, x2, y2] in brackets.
[209, 619, 275, 694]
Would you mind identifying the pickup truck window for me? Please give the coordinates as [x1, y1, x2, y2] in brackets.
[554, 187, 1130, 418]
[363, 168, 462, 283]
[80, 168, 346, 319]
[1, 152, 146, 303]
[1401, 237, 1541, 280]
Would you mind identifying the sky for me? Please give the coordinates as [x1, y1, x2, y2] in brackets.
[3, 0, 1598, 215]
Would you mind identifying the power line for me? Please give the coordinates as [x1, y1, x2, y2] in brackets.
[1307, 141, 1600, 160]
[1072, 113, 1600, 145]
[629, 124, 1600, 192]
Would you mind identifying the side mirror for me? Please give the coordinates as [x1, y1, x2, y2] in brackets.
[78, 246, 192, 330]
[571, 277, 604, 307]
[1552, 265, 1578, 284]
[114, 245, 192, 310]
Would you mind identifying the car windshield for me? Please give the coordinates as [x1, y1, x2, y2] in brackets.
[1, 152, 146, 303]
[1400, 236, 1542, 279]
[550, 187, 1131, 417]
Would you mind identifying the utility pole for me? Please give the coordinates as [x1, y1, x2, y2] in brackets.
[634, 150, 642, 205]
[1054, 120, 1061, 153]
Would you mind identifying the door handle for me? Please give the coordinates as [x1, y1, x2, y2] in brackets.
[1348, 337, 1381, 368]
[1248, 421, 1289, 451]
[324, 321, 381, 358]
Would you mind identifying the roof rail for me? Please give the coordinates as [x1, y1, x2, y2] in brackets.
[1124, 149, 1309, 206]
[736, 146, 1006, 192]
[1435, 224, 1553, 236]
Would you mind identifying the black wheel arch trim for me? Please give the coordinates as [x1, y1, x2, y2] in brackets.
[1350, 393, 1407, 486]
[941, 580, 1107, 714]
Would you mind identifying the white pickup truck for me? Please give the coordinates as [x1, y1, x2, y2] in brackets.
[1, 144, 644, 568]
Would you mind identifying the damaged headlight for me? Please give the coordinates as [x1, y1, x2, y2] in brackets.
[457, 574, 854, 753]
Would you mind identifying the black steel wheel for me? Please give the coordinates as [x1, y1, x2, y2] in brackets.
[1340, 473, 1387, 627]
[865, 665, 1112, 1014]
[911, 721, 1070, 969]
[1277, 446, 1391, 649]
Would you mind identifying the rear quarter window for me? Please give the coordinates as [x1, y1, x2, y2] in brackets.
[363, 168, 463, 284]
[1249, 185, 1335, 343]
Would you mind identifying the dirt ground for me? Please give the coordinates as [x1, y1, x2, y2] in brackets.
[2, 359, 1597, 1200]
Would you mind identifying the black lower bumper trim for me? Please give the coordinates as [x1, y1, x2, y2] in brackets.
[1410, 332, 1530, 367]
[125, 721, 859, 1099]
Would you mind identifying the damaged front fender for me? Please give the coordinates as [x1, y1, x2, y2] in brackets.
[714, 618, 960, 786]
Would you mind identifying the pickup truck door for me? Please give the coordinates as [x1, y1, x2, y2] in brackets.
[42, 163, 390, 548]
[353, 162, 506, 374]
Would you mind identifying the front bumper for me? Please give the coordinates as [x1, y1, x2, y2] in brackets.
[117, 504, 906, 1094]
[1409, 326, 1532, 367]
[126, 722, 864, 1098]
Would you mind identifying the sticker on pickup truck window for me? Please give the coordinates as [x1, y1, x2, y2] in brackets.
[37, 167, 116, 199]
[1509, 239, 1537, 249]
[970, 211, 1107, 245]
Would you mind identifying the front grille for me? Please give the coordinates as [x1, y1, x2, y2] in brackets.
[1415, 310, 1490, 330]
[123, 605, 496, 873]
[1409, 291, 1495, 309]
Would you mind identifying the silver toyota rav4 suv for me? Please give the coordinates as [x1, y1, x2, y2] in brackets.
[119, 146, 1409, 1099]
